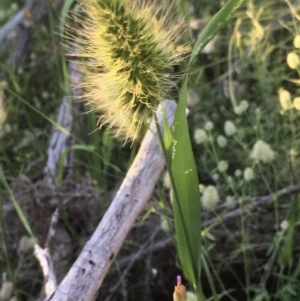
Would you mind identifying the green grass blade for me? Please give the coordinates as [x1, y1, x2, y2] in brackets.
[166, 0, 245, 296]
[170, 79, 202, 291]
[6, 88, 121, 173]
[59, 0, 77, 34]
[0, 166, 34, 237]
[188, 0, 245, 67]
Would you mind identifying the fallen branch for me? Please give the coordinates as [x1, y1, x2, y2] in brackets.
[0, 0, 64, 66]
[44, 60, 82, 186]
[46, 100, 177, 301]
[204, 183, 300, 227]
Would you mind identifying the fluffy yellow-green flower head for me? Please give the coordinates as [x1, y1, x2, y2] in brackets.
[72, 0, 189, 142]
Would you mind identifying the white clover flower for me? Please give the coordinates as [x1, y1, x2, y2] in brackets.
[227, 176, 233, 184]
[294, 35, 300, 48]
[187, 88, 200, 107]
[199, 184, 206, 194]
[280, 220, 289, 231]
[202, 185, 219, 210]
[224, 120, 236, 136]
[234, 105, 243, 115]
[250, 140, 275, 163]
[234, 169, 242, 177]
[286, 52, 300, 69]
[293, 97, 300, 110]
[10, 3, 19, 11]
[225, 195, 236, 207]
[217, 135, 227, 148]
[204, 121, 214, 131]
[278, 88, 293, 111]
[194, 128, 208, 144]
[162, 171, 171, 189]
[240, 100, 249, 111]
[212, 173, 219, 181]
[243, 167, 254, 181]
[234, 100, 249, 115]
[255, 107, 261, 116]
[41, 91, 50, 100]
[218, 160, 228, 172]
[30, 52, 37, 61]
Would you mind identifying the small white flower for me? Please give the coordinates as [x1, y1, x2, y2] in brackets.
[278, 88, 293, 111]
[30, 52, 37, 61]
[212, 173, 219, 181]
[217, 135, 227, 148]
[194, 128, 208, 144]
[10, 3, 19, 11]
[225, 195, 236, 207]
[294, 35, 300, 48]
[199, 184, 206, 194]
[218, 161, 228, 172]
[250, 140, 275, 163]
[41, 91, 50, 100]
[224, 120, 236, 136]
[234, 105, 243, 115]
[204, 121, 214, 131]
[227, 176, 233, 184]
[286, 52, 300, 70]
[240, 100, 249, 111]
[234, 100, 249, 115]
[293, 97, 300, 110]
[162, 171, 171, 189]
[280, 220, 289, 231]
[202, 185, 219, 210]
[243, 167, 254, 181]
[234, 169, 242, 177]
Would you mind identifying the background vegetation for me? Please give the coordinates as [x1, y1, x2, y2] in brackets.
[1, 0, 300, 300]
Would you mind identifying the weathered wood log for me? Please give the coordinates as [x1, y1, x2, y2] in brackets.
[44, 60, 82, 186]
[46, 100, 177, 301]
[0, 0, 64, 67]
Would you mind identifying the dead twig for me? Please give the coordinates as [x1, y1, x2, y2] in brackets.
[34, 209, 60, 299]
[44, 59, 82, 186]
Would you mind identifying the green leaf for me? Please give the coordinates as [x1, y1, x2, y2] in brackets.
[164, 0, 245, 297]
[188, 0, 245, 68]
[170, 78, 202, 291]
[0, 166, 34, 237]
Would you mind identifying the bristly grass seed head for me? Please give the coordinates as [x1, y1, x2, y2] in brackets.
[69, 0, 189, 143]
